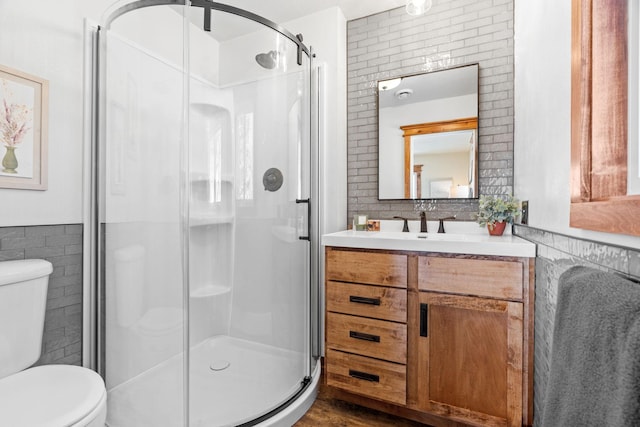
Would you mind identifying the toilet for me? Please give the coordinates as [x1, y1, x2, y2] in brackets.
[0, 259, 107, 426]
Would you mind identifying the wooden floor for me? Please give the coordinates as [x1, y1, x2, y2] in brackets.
[294, 382, 429, 427]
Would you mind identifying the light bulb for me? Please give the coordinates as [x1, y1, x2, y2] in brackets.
[406, 0, 432, 16]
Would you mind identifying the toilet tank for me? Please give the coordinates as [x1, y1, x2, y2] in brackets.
[0, 259, 53, 380]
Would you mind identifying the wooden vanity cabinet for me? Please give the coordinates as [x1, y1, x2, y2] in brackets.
[325, 248, 534, 427]
[415, 255, 528, 427]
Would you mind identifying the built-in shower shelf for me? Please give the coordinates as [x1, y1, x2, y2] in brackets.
[190, 284, 230, 298]
[190, 213, 234, 227]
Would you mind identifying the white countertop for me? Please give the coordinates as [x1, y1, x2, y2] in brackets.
[322, 227, 536, 258]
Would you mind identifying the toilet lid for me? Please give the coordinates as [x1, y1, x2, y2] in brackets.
[0, 259, 53, 286]
[0, 365, 106, 426]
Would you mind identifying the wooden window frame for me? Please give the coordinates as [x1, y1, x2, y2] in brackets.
[401, 117, 478, 199]
[571, 0, 640, 236]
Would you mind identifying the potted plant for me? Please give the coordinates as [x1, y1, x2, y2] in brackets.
[476, 195, 520, 236]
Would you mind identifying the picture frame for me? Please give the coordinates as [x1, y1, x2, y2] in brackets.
[0, 64, 48, 190]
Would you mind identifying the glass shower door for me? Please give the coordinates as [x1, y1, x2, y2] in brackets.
[98, 5, 189, 426]
[187, 8, 312, 426]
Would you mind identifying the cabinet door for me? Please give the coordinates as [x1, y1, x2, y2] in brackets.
[417, 292, 523, 427]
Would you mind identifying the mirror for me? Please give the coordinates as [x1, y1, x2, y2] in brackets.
[378, 64, 479, 200]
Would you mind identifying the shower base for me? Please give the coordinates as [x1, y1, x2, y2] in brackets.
[106, 335, 318, 426]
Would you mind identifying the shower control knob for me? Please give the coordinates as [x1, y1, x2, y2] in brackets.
[263, 168, 284, 192]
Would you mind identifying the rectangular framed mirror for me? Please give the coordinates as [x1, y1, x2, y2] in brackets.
[377, 64, 479, 200]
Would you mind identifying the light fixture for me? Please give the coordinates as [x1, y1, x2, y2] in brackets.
[395, 88, 413, 100]
[378, 78, 402, 91]
[406, 0, 432, 16]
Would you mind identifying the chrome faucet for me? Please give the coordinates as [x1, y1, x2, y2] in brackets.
[437, 216, 457, 233]
[420, 211, 428, 233]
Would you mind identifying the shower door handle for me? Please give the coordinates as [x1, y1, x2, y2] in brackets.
[296, 198, 311, 241]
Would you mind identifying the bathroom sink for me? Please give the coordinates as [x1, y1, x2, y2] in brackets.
[343, 231, 421, 240]
[414, 233, 472, 241]
[342, 231, 473, 241]
[321, 229, 536, 257]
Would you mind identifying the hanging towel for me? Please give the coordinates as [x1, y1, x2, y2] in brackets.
[540, 266, 640, 427]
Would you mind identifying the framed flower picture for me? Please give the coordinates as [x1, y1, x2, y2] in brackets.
[0, 64, 48, 190]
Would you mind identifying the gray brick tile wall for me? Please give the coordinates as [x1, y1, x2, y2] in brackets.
[513, 225, 640, 425]
[346, 1, 515, 224]
[0, 224, 83, 367]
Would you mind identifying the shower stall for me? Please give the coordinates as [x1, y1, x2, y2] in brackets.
[89, 1, 320, 425]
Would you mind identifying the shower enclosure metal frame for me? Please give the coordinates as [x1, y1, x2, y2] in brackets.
[101, 0, 310, 62]
[88, 1, 321, 425]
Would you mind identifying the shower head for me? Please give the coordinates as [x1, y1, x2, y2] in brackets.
[255, 50, 278, 69]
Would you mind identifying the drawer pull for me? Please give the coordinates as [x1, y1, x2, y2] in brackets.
[349, 331, 381, 342]
[349, 369, 380, 383]
[349, 295, 381, 305]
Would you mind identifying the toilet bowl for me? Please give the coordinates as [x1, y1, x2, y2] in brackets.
[0, 259, 107, 426]
[0, 365, 107, 426]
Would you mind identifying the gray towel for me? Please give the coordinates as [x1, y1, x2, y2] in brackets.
[541, 266, 640, 427]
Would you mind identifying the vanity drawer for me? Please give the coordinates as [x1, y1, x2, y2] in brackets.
[326, 312, 406, 364]
[326, 249, 407, 288]
[326, 281, 406, 322]
[326, 349, 406, 405]
[418, 256, 523, 301]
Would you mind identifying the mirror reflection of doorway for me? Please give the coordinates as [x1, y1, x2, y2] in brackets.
[403, 118, 476, 199]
